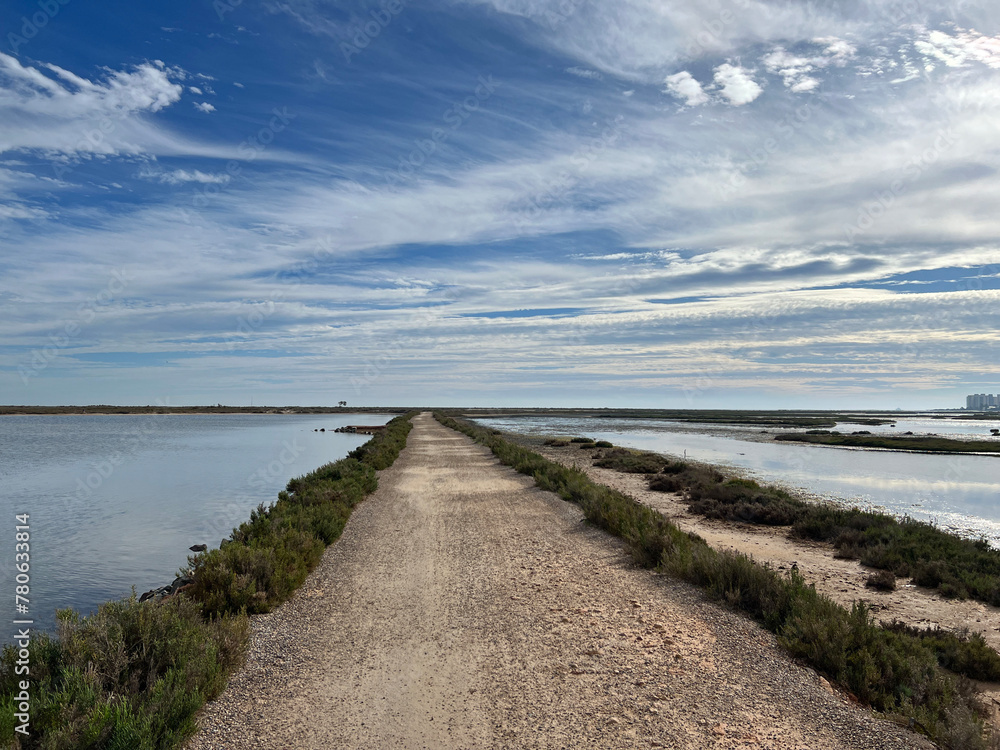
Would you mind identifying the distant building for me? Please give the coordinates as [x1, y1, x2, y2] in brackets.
[966, 393, 1000, 410]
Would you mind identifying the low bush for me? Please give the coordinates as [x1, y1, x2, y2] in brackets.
[883, 623, 1000, 682]
[595, 440, 614, 448]
[0, 413, 415, 750]
[0, 596, 249, 750]
[866, 570, 897, 592]
[629, 447, 1000, 608]
[434, 413, 992, 749]
[543, 437, 570, 447]
[191, 415, 414, 617]
[593, 447, 665, 474]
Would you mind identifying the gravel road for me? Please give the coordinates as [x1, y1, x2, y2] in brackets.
[186, 413, 932, 749]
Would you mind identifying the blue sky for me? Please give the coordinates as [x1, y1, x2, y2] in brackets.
[1, 0, 999, 408]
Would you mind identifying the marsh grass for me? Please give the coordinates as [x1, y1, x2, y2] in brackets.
[601, 447, 1000, 608]
[0, 414, 415, 750]
[435, 413, 994, 749]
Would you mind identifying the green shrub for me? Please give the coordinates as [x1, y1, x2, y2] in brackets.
[433, 413, 991, 748]
[0, 413, 416, 750]
[630, 444, 1000, 608]
[595, 440, 614, 448]
[0, 596, 249, 750]
[191, 415, 413, 618]
[866, 570, 897, 591]
[883, 623, 1000, 682]
[593, 447, 665, 474]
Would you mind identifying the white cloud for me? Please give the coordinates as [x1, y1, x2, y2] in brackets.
[193, 101, 216, 113]
[565, 67, 602, 80]
[448, 0, 869, 82]
[233, 82, 245, 88]
[713, 64, 762, 105]
[663, 71, 708, 106]
[141, 168, 231, 185]
[0, 53, 183, 156]
[915, 28, 1000, 70]
[761, 38, 855, 93]
[0, 203, 46, 219]
[188, 86, 203, 94]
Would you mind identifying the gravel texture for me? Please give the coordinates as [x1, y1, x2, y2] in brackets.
[186, 413, 934, 749]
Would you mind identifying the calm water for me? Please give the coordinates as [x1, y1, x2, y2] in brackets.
[473, 416, 1000, 547]
[0, 413, 393, 634]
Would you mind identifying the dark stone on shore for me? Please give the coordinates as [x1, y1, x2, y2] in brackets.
[189, 544, 208, 552]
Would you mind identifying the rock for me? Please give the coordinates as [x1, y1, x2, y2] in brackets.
[139, 589, 157, 603]
[189, 544, 208, 552]
[170, 575, 195, 593]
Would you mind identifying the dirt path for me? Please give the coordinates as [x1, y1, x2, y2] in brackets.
[188, 413, 931, 749]
[535, 442, 1000, 717]
[537, 444, 1000, 647]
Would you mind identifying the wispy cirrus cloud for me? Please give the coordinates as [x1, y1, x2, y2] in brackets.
[0, 53, 184, 156]
[3, 0, 1000, 406]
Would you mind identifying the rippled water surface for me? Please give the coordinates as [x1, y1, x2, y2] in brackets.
[0, 413, 393, 633]
[473, 416, 1000, 547]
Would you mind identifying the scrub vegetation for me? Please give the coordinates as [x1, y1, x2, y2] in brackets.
[592, 446, 1000, 607]
[0, 414, 414, 750]
[435, 413, 996, 749]
[775, 432, 1000, 454]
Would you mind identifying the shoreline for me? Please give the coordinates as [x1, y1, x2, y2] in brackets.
[522, 438, 1000, 728]
[186, 414, 936, 749]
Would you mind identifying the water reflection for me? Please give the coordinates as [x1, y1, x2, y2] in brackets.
[474, 416, 1000, 547]
[0, 413, 393, 634]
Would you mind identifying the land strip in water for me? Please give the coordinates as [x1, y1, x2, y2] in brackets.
[775, 432, 1000, 453]
[186, 413, 937, 749]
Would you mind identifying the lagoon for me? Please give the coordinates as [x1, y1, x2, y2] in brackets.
[473, 415, 1000, 547]
[0, 413, 392, 634]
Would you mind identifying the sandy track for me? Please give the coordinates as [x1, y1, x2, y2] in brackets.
[533, 442, 1000, 713]
[187, 414, 931, 749]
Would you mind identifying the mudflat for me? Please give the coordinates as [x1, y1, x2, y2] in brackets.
[187, 413, 930, 749]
